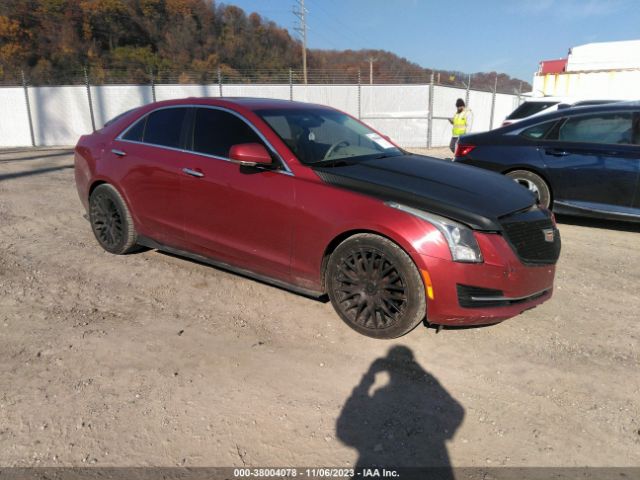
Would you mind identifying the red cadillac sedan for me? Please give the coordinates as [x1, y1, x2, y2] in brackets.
[74, 98, 560, 338]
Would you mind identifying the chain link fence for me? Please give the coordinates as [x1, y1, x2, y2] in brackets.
[0, 67, 523, 148]
[0, 67, 526, 92]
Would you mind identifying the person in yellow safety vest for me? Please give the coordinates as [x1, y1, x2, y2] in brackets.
[448, 98, 473, 153]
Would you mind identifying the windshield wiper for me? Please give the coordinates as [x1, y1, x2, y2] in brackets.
[310, 158, 354, 168]
[371, 152, 402, 160]
[312, 151, 402, 167]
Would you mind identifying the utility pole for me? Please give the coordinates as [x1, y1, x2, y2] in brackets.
[293, 0, 308, 84]
[368, 56, 377, 84]
[489, 73, 498, 130]
[464, 73, 471, 107]
[21, 70, 35, 147]
[83, 67, 96, 132]
[517, 80, 523, 103]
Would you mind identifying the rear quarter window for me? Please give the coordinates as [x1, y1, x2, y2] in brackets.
[122, 117, 146, 142]
[520, 120, 558, 140]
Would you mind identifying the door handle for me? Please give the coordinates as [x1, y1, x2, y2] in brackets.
[111, 149, 126, 157]
[545, 148, 570, 157]
[182, 168, 204, 178]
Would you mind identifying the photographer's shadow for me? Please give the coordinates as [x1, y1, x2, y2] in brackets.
[336, 346, 464, 474]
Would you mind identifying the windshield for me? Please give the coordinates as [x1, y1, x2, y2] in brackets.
[255, 108, 403, 164]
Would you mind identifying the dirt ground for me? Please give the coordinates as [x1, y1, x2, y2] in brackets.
[0, 147, 639, 469]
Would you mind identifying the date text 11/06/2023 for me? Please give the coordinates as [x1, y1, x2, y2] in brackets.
[233, 468, 400, 477]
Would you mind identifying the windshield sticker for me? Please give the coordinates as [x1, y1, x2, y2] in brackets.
[365, 133, 395, 149]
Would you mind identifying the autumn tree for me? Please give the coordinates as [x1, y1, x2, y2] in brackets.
[0, 0, 529, 91]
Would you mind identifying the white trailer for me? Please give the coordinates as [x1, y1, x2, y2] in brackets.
[566, 39, 640, 71]
[532, 40, 640, 100]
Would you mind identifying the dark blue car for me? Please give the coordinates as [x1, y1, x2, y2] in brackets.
[454, 101, 640, 222]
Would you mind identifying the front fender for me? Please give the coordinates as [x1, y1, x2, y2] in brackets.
[290, 181, 454, 291]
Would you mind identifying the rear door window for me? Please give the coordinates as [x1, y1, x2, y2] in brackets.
[191, 108, 264, 158]
[142, 107, 189, 149]
[558, 112, 634, 145]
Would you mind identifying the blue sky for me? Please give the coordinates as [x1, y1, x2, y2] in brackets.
[226, 0, 640, 82]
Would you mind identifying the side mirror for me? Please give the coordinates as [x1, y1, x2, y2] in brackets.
[229, 143, 272, 167]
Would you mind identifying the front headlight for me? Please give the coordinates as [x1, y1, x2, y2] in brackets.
[386, 202, 483, 263]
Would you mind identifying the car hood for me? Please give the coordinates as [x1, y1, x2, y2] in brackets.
[313, 154, 536, 230]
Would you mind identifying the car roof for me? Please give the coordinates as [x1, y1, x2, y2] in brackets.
[521, 96, 624, 104]
[503, 100, 640, 130]
[520, 96, 566, 103]
[141, 96, 336, 112]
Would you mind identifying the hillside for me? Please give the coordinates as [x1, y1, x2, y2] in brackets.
[308, 49, 527, 92]
[0, 0, 529, 92]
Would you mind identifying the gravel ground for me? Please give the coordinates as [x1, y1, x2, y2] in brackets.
[0, 147, 638, 468]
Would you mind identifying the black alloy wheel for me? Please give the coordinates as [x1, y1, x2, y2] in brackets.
[335, 248, 407, 328]
[89, 184, 138, 254]
[91, 193, 123, 249]
[327, 234, 426, 339]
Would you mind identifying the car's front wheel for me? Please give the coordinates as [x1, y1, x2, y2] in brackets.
[326, 234, 426, 339]
[89, 184, 138, 254]
[506, 170, 552, 208]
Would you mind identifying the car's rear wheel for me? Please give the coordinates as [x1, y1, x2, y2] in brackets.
[326, 234, 426, 339]
[89, 184, 138, 254]
[506, 170, 552, 208]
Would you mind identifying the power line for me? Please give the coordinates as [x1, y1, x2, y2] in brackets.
[304, 0, 385, 82]
[316, 0, 382, 49]
[305, 0, 367, 48]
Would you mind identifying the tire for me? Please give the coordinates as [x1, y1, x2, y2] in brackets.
[506, 170, 552, 209]
[326, 233, 426, 339]
[89, 184, 138, 254]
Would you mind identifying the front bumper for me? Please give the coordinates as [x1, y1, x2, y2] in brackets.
[415, 231, 556, 326]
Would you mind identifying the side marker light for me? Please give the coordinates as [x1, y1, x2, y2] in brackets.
[421, 269, 435, 300]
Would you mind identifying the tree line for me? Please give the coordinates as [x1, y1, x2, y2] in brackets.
[0, 0, 529, 92]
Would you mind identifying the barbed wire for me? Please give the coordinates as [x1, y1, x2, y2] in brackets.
[0, 67, 525, 94]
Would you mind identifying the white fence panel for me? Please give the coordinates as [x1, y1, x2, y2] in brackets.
[361, 85, 429, 147]
[432, 85, 466, 118]
[155, 84, 219, 102]
[493, 93, 518, 127]
[0, 83, 520, 148]
[361, 85, 429, 117]
[431, 118, 453, 148]
[366, 118, 428, 148]
[467, 90, 493, 133]
[91, 85, 152, 129]
[223, 84, 290, 100]
[29, 86, 93, 146]
[292, 85, 359, 116]
[0, 88, 32, 147]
